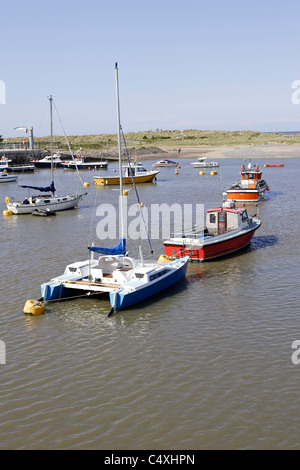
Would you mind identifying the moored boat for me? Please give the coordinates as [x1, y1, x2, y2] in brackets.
[0, 157, 35, 172]
[40, 63, 189, 314]
[93, 161, 159, 186]
[191, 157, 219, 168]
[264, 163, 284, 167]
[62, 156, 108, 170]
[163, 201, 261, 261]
[225, 161, 269, 202]
[0, 171, 18, 183]
[152, 159, 178, 168]
[32, 153, 62, 168]
[5, 95, 87, 214]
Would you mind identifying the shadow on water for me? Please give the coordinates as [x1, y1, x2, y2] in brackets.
[248, 234, 278, 251]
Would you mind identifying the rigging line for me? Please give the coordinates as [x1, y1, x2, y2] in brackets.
[120, 126, 154, 255]
[52, 98, 85, 191]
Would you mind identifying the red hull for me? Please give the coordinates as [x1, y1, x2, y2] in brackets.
[265, 164, 284, 167]
[164, 229, 257, 261]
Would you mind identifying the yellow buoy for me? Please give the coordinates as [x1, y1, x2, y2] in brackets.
[210, 170, 217, 175]
[123, 190, 128, 196]
[5, 196, 10, 204]
[23, 299, 45, 316]
[3, 209, 13, 216]
[175, 169, 178, 175]
[83, 182, 90, 187]
[199, 171, 205, 175]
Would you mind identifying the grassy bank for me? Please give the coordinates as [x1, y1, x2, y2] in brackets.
[5, 129, 300, 151]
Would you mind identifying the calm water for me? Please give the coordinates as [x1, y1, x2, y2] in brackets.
[0, 157, 299, 450]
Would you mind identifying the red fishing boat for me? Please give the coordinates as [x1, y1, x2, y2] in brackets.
[163, 201, 261, 262]
[225, 161, 269, 202]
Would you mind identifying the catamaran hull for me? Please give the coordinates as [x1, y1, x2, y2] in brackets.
[7, 194, 85, 214]
[164, 226, 260, 262]
[109, 258, 188, 310]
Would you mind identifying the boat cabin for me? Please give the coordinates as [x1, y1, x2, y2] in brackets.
[0, 158, 11, 170]
[206, 206, 249, 236]
[123, 163, 149, 177]
[240, 162, 263, 188]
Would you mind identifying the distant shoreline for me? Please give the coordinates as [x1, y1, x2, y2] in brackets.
[132, 143, 300, 161]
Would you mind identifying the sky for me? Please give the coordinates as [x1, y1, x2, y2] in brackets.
[1, 0, 300, 138]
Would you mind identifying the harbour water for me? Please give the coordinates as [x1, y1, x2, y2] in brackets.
[0, 157, 299, 450]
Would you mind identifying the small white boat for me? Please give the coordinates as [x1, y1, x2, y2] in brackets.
[191, 157, 219, 168]
[33, 153, 62, 168]
[0, 171, 18, 183]
[152, 159, 178, 168]
[5, 95, 87, 214]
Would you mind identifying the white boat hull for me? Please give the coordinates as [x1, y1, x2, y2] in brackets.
[0, 174, 18, 183]
[7, 193, 85, 214]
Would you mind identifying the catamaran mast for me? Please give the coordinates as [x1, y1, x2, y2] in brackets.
[115, 63, 125, 240]
[49, 94, 54, 183]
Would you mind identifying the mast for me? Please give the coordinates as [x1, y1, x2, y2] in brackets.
[49, 94, 54, 183]
[115, 63, 125, 240]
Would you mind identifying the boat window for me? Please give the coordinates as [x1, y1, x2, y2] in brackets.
[69, 267, 77, 272]
[150, 274, 156, 281]
[190, 251, 195, 256]
[135, 273, 144, 278]
[209, 214, 216, 224]
[172, 250, 176, 255]
[44, 200, 50, 203]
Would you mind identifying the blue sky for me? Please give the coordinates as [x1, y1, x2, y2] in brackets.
[1, 0, 300, 138]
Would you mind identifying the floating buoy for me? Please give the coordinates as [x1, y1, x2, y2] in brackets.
[158, 254, 174, 262]
[83, 182, 90, 187]
[199, 171, 205, 175]
[3, 209, 13, 216]
[175, 169, 178, 175]
[5, 196, 10, 204]
[177, 165, 181, 169]
[23, 299, 45, 316]
[210, 171, 217, 175]
[123, 190, 128, 196]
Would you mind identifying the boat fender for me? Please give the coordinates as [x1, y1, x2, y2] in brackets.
[210, 171, 217, 175]
[158, 254, 174, 262]
[23, 299, 45, 316]
[199, 171, 205, 175]
[5, 197, 10, 204]
[84, 182, 90, 187]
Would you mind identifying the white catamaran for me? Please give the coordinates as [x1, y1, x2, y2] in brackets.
[40, 64, 189, 314]
[5, 95, 87, 214]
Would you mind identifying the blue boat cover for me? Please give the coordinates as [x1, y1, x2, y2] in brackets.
[88, 238, 126, 255]
[20, 181, 55, 194]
